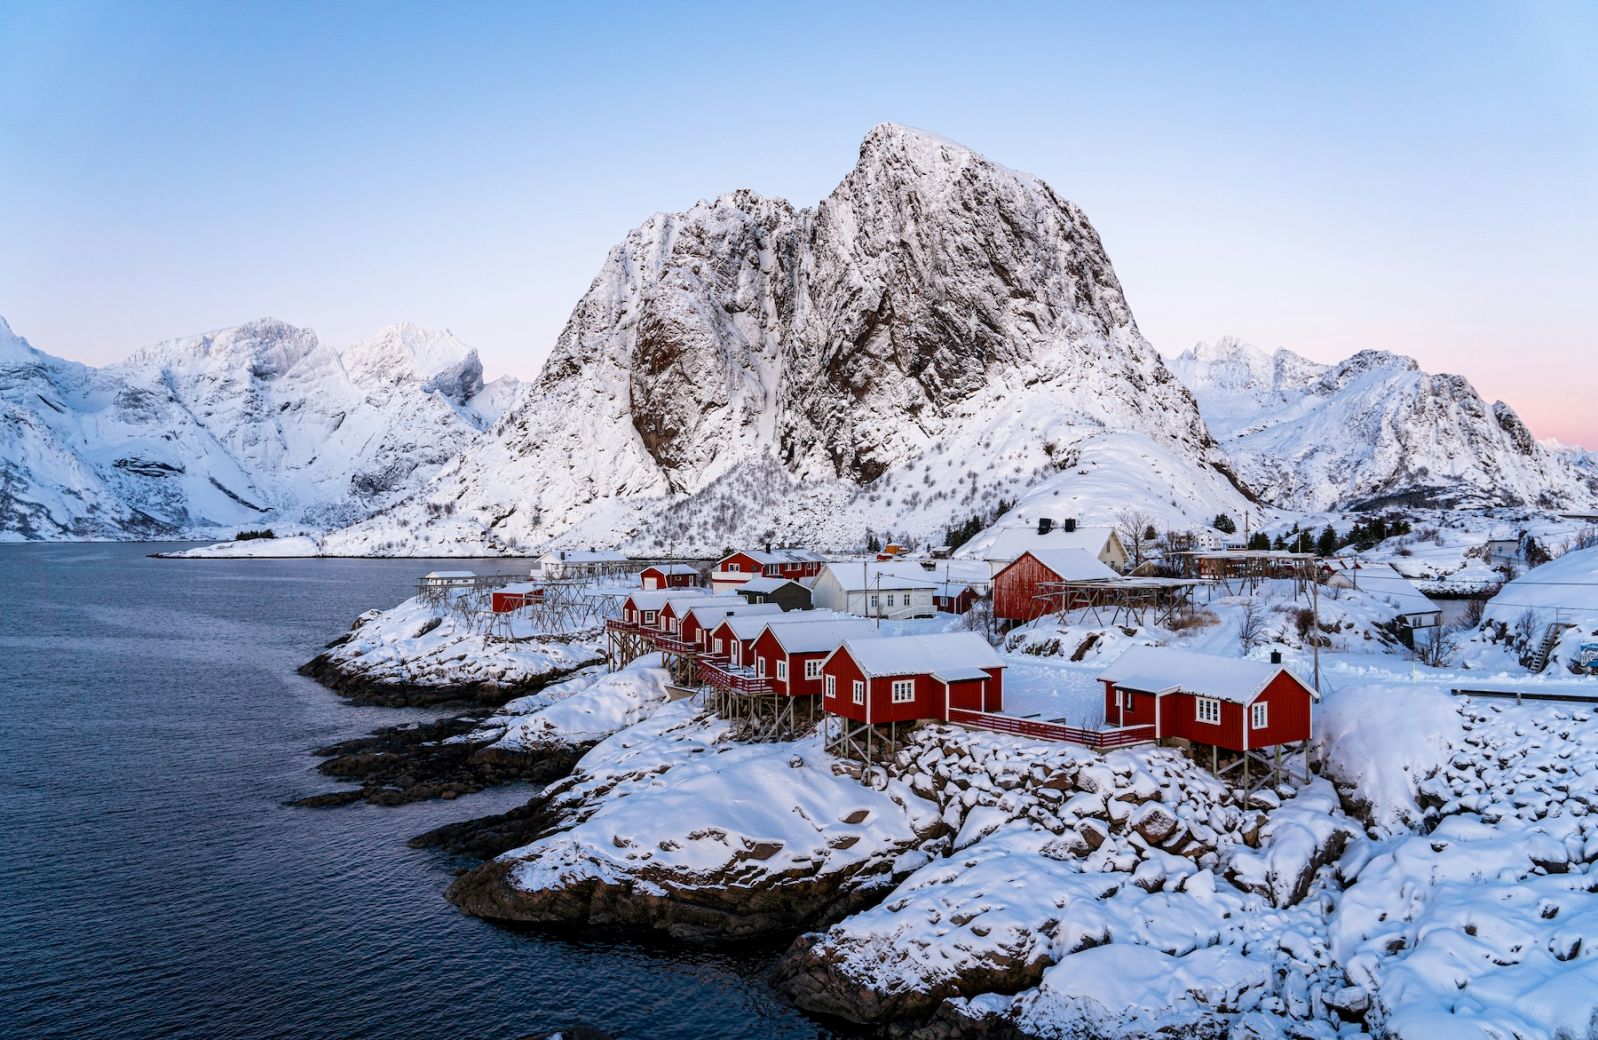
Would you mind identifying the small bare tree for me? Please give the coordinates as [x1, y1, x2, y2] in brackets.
[1114, 508, 1158, 568]
[1459, 597, 1488, 629]
[1238, 599, 1267, 652]
[1411, 625, 1458, 668]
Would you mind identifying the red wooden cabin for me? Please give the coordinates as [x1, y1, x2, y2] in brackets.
[618, 588, 707, 630]
[640, 564, 699, 590]
[490, 582, 545, 613]
[679, 601, 781, 650]
[1096, 646, 1317, 752]
[993, 549, 1120, 622]
[655, 593, 741, 636]
[711, 548, 827, 592]
[933, 583, 979, 615]
[821, 632, 1005, 725]
[704, 610, 843, 667]
[750, 620, 880, 698]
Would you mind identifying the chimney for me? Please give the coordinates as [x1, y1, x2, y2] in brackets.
[1037, 517, 1054, 535]
[765, 541, 772, 554]
[1270, 650, 1282, 665]
[1063, 517, 1077, 533]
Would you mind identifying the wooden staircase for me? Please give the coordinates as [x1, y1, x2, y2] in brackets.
[1529, 609, 1575, 673]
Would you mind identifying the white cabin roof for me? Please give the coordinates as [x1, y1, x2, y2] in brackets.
[644, 563, 699, 575]
[496, 581, 541, 594]
[1098, 646, 1314, 705]
[735, 575, 807, 595]
[715, 610, 847, 640]
[1008, 548, 1121, 582]
[984, 525, 1119, 563]
[767, 619, 882, 654]
[684, 602, 781, 627]
[834, 632, 1004, 679]
[423, 570, 475, 579]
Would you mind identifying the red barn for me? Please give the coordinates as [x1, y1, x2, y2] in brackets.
[711, 548, 827, 592]
[750, 620, 880, 698]
[993, 549, 1121, 622]
[933, 582, 980, 615]
[490, 581, 545, 613]
[640, 564, 700, 590]
[822, 632, 1005, 725]
[1096, 646, 1317, 753]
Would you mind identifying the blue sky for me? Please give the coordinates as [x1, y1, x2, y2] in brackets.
[2, 1, 1594, 445]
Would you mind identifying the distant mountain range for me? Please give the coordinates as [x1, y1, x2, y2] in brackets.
[3, 125, 1592, 549]
[0, 316, 518, 540]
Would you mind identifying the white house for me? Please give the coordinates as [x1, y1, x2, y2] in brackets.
[981, 520, 1129, 577]
[811, 562, 937, 618]
[1323, 561, 1442, 630]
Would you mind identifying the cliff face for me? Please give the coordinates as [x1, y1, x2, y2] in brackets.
[323, 124, 1247, 556]
[1170, 338, 1598, 511]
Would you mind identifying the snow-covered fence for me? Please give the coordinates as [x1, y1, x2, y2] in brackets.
[946, 708, 1156, 750]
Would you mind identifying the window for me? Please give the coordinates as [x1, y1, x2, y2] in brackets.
[868, 594, 879, 609]
[776, 660, 787, 681]
[852, 680, 865, 705]
[1251, 702, 1268, 729]
[729, 562, 741, 572]
[891, 679, 915, 704]
[1121, 690, 1135, 711]
[886, 593, 896, 607]
[643, 610, 656, 625]
[825, 675, 836, 698]
[731, 644, 741, 665]
[757, 658, 767, 678]
[805, 660, 823, 680]
[1196, 697, 1220, 725]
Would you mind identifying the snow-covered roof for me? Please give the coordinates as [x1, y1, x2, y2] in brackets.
[819, 561, 938, 592]
[1338, 562, 1440, 617]
[663, 592, 741, 614]
[716, 610, 848, 640]
[496, 581, 541, 594]
[984, 525, 1119, 563]
[643, 563, 698, 575]
[684, 601, 781, 627]
[624, 588, 711, 611]
[767, 619, 882, 654]
[734, 575, 807, 595]
[725, 547, 828, 566]
[423, 570, 475, 579]
[1098, 647, 1314, 705]
[834, 632, 1004, 679]
[1006, 548, 1121, 582]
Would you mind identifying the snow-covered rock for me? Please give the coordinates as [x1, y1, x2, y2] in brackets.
[1169, 337, 1598, 512]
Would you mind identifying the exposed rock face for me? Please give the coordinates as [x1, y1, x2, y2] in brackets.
[322, 124, 1249, 556]
[0, 315, 518, 539]
[1169, 337, 1598, 511]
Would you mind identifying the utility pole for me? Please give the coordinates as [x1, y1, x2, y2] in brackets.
[1310, 576, 1322, 693]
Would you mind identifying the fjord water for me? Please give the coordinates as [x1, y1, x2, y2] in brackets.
[0, 544, 839, 1040]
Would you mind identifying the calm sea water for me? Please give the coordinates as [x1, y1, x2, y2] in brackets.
[0, 543, 842, 1040]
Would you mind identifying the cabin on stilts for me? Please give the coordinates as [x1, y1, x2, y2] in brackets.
[1097, 646, 1319, 794]
[821, 632, 1005, 766]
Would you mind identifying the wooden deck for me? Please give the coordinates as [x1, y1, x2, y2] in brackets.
[946, 708, 1156, 750]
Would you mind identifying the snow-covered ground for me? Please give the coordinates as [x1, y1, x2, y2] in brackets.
[309, 589, 603, 694]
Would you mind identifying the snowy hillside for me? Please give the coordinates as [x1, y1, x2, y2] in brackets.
[1169, 337, 1598, 512]
[319, 124, 1254, 557]
[0, 315, 517, 539]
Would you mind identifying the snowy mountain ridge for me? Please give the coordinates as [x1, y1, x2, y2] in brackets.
[1168, 337, 1598, 512]
[0, 315, 519, 540]
[317, 123, 1256, 556]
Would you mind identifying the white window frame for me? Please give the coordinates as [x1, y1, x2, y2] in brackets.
[776, 660, 788, 681]
[757, 657, 767, 678]
[731, 643, 742, 666]
[1121, 690, 1135, 711]
[852, 680, 865, 705]
[1195, 697, 1220, 725]
[643, 610, 657, 625]
[825, 674, 836, 698]
[891, 679, 915, 704]
[805, 659, 822, 680]
[1251, 702, 1268, 729]
[729, 562, 741, 572]
[868, 594, 879, 609]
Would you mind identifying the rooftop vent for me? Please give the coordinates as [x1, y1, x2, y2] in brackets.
[1063, 518, 1077, 533]
[1270, 650, 1283, 665]
[1037, 518, 1055, 535]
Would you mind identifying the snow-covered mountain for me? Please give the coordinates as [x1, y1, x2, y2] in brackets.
[0, 316, 518, 539]
[1169, 337, 1598, 512]
[320, 124, 1255, 556]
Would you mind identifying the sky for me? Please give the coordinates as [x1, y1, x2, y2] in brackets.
[2, 1, 1594, 447]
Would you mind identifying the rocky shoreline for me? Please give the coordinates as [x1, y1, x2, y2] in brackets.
[298, 644, 597, 709]
[292, 712, 595, 808]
